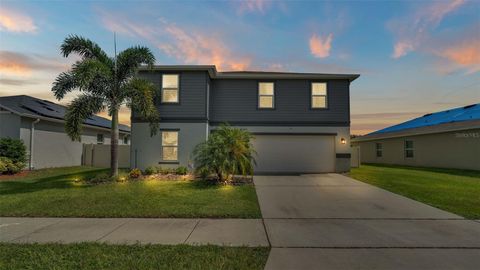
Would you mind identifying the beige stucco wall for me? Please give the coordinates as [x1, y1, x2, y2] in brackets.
[354, 129, 480, 171]
[19, 117, 129, 169]
[82, 144, 130, 168]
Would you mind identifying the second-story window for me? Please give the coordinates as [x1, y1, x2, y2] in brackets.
[258, 82, 274, 109]
[311, 82, 328, 109]
[162, 74, 179, 103]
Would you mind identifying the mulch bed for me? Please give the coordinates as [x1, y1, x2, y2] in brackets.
[0, 171, 31, 181]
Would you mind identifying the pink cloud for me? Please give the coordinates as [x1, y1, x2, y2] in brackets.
[309, 33, 333, 58]
[0, 7, 37, 33]
[389, 0, 465, 58]
[433, 37, 480, 74]
[0, 51, 67, 76]
[99, 12, 251, 71]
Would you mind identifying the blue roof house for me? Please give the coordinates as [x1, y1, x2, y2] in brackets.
[352, 104, 480, 171]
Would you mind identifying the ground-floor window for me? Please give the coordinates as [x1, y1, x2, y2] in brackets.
[161, 131, 178, 161]
[97, 134, 104, 144]
[404, 140, 414, 158]
[123, 136, 129, 145]
[375, 142, 382, 157]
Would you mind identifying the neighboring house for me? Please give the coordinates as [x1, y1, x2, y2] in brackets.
[0, 95, 130, 169]
[131, 65, 359, 174]
[352, 104, 480, 171]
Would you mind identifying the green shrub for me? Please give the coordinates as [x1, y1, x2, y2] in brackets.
[193, 124, 256, 181]
[86, 172, 112, 184]
[0, 138, 27, 164]
[176, 166, 188, 175]
[0, 157, 25, 175]
[144, 166, 157, 175]
[129, 168, 142, 179]
[158, 167, 174, 174]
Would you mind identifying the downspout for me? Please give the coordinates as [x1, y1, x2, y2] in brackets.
[29, 119, 40, 170]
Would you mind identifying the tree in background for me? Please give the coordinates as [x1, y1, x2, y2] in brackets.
[52, 35, 159, 176]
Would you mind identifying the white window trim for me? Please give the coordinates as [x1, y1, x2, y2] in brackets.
[311, 82, 328, 109]
[161, 74, 179, 103]
[161, 130, 179, 161]
[258, 82, 275, 109]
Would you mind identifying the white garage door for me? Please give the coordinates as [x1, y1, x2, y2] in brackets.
[252, 134, 335, 174]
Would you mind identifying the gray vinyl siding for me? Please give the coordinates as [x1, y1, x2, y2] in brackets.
[209, 79, 350, 125]
[136, 71, 208, 121]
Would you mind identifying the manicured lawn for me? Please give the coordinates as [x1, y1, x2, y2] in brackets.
[0, 243, 269, 270]
[350, 164, 480, 219]
[0, 166, 261, 218]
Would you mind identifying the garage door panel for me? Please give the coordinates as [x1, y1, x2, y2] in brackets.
[253, 135, 335, 173]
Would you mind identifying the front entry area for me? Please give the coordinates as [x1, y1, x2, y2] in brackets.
[252, 134, 335, 174]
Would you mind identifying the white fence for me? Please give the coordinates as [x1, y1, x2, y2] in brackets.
[350, 146, 360, 168]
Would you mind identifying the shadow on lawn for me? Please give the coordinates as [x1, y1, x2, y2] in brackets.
[363, 163, 480, 178]
[0, 170, 107, 195]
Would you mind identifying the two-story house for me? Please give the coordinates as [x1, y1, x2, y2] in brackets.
[131, 65, 359, 174]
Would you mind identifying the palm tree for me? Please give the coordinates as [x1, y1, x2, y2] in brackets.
[52, 35, 159, 177]
[193, 124, 256, 181]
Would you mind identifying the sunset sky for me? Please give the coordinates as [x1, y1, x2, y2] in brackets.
[0, 0, 479, 134]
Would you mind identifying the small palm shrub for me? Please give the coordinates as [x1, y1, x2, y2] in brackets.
[129, 168, 142, 179]
[193, 124, 256, 181]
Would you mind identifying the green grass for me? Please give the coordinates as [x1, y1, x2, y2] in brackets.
[0, 166, 261, 218]
[0, 243, 269, 270]
[350, 164, 480, 219]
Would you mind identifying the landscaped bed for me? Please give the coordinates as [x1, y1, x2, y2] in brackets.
[0, 166, 261, 218]
[350, 164, 480, 219]
[0, 243, 269, 270]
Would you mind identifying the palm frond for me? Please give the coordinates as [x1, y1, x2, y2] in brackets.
[65, 94, 105, 141]
[124, 77, 159, 135]
[71, 59, 112, 96]
[52, 71, 77, 100]
[116, 46, 155, 81]
[61, 35, 113, 67]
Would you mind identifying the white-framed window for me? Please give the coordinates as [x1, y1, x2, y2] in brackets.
[258, 82, 274, 109]
[161, 74, 179, 103]
[404, 140, 414, 158]
[97, 134, 104, 144]
[162, 131, 178, 161]
[376, 143, 383, 157]
[311, 82, 328, 108]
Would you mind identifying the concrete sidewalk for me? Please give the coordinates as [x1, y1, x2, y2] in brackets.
[0, 217, 269, 246]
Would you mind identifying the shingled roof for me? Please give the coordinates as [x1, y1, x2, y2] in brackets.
[354, 104, 480, 142]
[0, 95, 130, 132]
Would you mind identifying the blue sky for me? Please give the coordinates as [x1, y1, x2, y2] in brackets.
[0, 0, 479, 134]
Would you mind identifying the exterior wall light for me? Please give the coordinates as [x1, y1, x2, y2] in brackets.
[341, 138, 346, 144]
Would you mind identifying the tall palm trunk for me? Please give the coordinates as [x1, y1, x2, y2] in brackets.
[110, 108, 119, 177]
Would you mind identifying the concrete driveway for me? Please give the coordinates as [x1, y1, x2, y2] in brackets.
[255, 174, 480, 270]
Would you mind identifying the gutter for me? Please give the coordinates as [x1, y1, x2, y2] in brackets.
[29, 118, 40, 170]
